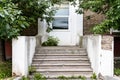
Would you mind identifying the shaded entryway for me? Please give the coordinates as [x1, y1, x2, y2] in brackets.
[114, 37, 120, 68]
[114, 37, 120, 57]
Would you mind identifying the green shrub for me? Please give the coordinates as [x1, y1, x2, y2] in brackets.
[33, 73, 46, 80]
[21, 76, 29, 80]
[42, 36, 59, 46]
[90, 73, 97, 80]
[57, 75, 86, 80]
[114, 68, 120, 76]
[0, 60, 12, 79]
[28, 66, 36, 75]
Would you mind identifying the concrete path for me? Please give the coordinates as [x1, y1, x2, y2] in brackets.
[104, 76, 120, 80]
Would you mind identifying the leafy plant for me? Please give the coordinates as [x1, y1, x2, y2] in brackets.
[58, 75, 68, 80]
[21, 76, 29, 80]
[114, 68, 120, 76]
[57, 75, 87, 80]
[68, 0, 120, 34]
[12, 0, 62, 32]
[33, 73, 46, 80]
[28, 66, 36, 75]
[0, 60, 12, 79]
[0, 0, 29, 40]
[90, 73, 97, 80]
[46, 27, 53, 33]
[42, 36, 59, 46]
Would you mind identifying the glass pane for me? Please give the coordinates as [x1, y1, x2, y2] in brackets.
[55, 8, 69, 16]
[52, 17, 68, 29]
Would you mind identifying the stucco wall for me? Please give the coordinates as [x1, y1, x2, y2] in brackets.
[83, 35, 114, 77]
[12, 36, 36, 76]
[83, 10, 105, 34]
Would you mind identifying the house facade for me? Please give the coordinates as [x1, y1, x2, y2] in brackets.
[38, 2, 83, 46]
[12, 1, 114, 78]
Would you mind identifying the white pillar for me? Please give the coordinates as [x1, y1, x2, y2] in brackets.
[12, 36, 28, 76]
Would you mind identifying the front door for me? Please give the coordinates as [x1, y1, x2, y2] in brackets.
[49, 3, 77, 46]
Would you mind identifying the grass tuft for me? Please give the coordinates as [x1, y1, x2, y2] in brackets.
[0, 60, 12, 79]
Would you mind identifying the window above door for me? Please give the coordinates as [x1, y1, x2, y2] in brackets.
[52, 3, 69, 30]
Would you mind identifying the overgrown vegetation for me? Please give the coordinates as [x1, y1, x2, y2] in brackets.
[21, 73, 97, 80]
[0, 0, 64, 40]
[67, 0, 120, 34]
[90, 73, 97, 80]
[114, 68, 120, 76]
[21, 76, 29, 80]
[0, 0, 29, 40]
[28, 66, 36, 75]
[33, 73, 47, 80]
[0, 60, 12, 79]
[42, 36, 59, 46]
[57, 74, 97, 80]
[58, 75, 86, 80]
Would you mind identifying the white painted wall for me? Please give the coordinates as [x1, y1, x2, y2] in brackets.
[12, 36, 36, 76]
[100, 50, 114, 76]
[83, 35, 114, 77]
[28, 37, 36, 66]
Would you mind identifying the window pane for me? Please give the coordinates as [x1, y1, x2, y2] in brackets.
[52, 17, 68, 29]
[55, 8, 69, 16]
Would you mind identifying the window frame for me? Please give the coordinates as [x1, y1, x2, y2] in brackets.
[51, 3, 70, 31]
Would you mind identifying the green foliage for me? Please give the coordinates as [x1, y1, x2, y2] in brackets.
[21, 76, 29, 80]
[70, 0, 120, 34]
[12, 0, 63, 26]
[0, 0, 29, 40]
[90, 73, 97, 80]
[0, 60, 12, 79]
[33, 73, 46, 80]
[57, 75, 86, 80]
[28, 66, 36, 75]
[92, 20, 111, 34]
[0, 0, 64, 40]
[46, 27, 53, 33]
[42, 36, 59, 46]
[114, 68, 120, 76]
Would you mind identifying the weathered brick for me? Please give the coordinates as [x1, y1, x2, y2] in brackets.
[101, 36, 113, 51]
[83, 10, 105, 35]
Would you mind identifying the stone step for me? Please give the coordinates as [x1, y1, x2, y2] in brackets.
[34, 53, 87, 56]
[36, 46, 85, 50]
[36, 68, 92, 72]
[32, 60, 89, 64]
[36, 47, 86, 52]
[32, 47, 92, 79]
[36, 50, 86, 54]
[35, 71, 93, 78]
[34, 55, 88, 59]
[33, 57, 89, 61]
[32, 64, 91, 69]
[32, 63, 90, 66]
[29, 74, 92, 80]
[30, 77, 91, 80]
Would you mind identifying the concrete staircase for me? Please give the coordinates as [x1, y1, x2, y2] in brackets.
[32, 46, 93, 79]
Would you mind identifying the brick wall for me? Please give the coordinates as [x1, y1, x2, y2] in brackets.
[101, 36, 113, 51]
[83, 10, 105, 35]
